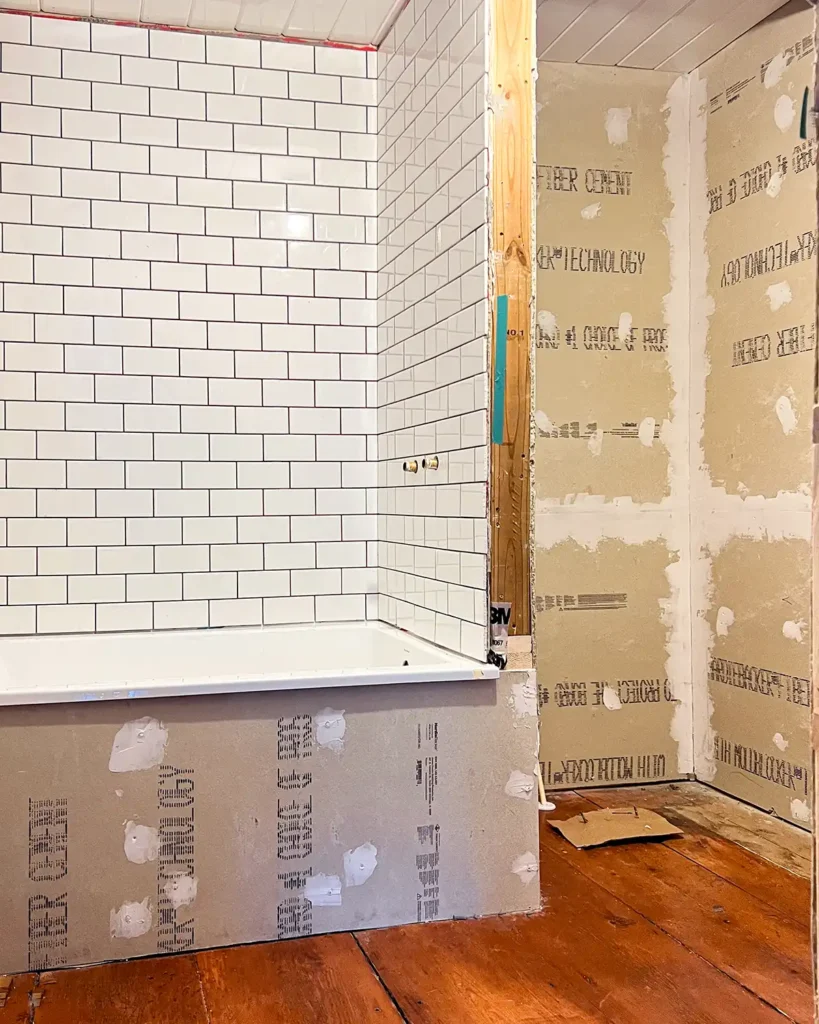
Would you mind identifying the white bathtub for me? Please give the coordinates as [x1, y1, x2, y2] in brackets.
[0, 621, 498, 706]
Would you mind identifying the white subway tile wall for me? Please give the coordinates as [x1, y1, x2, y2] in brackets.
[0, 13, 381, 635]
[375, 0, 490, 661]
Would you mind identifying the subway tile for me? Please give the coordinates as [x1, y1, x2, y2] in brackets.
[92, 23, 148, 57]
[33, 76, 90, 110]
[179, 60, 233, 94]
[0, 9, 489, 647]
[262, 41, 314, 73]
[63, 48, 120, 85]
[150, 28, 204, 63]
[92, 82, 149, 116]
[122, 55, 178, 89]
[207, 92, 260, 124]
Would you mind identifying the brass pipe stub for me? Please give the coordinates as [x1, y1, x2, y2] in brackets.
[422, 456, 439, 470]
[403, 460, 419, 473]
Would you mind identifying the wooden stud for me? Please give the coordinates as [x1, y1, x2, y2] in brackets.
[812, 406, 819, 1007]
[489, 0, 535, 636]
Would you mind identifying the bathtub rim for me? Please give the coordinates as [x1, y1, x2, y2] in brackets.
[0, 620, 498, 706]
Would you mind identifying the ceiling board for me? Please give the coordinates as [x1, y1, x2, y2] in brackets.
[622, 0, 748, 68]
[0, 0, 401, 45]
[140, 0, 192, 26]
[537, 0, 796, 71]
[579, 0, 691, 66]
[41, 0, 88, 13]
[537, 0, 597, 54]
[656, 0, 798, 72]
[541, 0, 646, 64]
[235, 0, 296, 36]
[283, 0, 338, 38]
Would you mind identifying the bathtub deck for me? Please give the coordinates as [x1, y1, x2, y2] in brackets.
[2, 783, 811, 1024]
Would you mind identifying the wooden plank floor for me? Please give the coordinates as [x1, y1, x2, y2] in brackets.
[0, 783, 811, 1024]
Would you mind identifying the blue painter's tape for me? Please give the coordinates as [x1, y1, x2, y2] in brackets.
[492, 294, 509, 445]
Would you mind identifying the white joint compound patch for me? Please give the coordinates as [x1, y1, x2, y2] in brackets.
[662, 73, 696, 778]
[304, 873, 342, 907]
[511, 852, 538, 885]
[774, 94, 795, 132]
[537, 310, 557, 335]
[587, 429, 603, 457]
[767, 281, 792, 311]
[163, 874, 198, 909]
[108, 718, 168, 773]
[782, 620, 806, 643]
[505, 770, 535, 800]
[775, 394, 797, 435]
[315, 708, 346, 752]
[602, 685, 622, 711]
[790, 799, 811, 823]
[343, 843, 378, 887]
[508, 676, 537, 718]
[605, 106, 631, 145]
[765, 170, 784, 198]
[535, 410, 555, 434]
[764, 52, 787, 88]
[773, 732, 789, 751]
[715, 607, 734, 637]
[110, 899, 152, 940]
[123, 821, 159, 865]
[637, 416, 655, 448]
[581, 202, 601, 220]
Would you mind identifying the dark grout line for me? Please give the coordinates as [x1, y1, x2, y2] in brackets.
[351, 932, 411, 1024]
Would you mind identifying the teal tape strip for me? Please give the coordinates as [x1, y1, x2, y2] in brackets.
[492, 295, 509, 445]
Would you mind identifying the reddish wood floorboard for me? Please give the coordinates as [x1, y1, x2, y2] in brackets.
[580, 788, 811, 927]
[360, 849, 788, 1024]
[0, 975, 35, 1024]
[6, 785, 810, 1024]
[197, 933, 404, 1024]
[581, 784, 811, 879]
[544, 793, 812, 1024]
[31, 955, 208, 1024]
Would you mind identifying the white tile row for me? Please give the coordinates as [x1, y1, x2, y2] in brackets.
[0, 314, 377, 354]
[0, 592, 376, 635]
[0, 14, 376, 76]
[0, 210, 376, 247]
[375, 0, 489, 660]
[0, 9, 492, 653]
[0, 135, 379, 178]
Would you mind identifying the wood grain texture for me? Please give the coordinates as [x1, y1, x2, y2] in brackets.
[197, 933, 403, 1024]
[581, 782, 811, 880]
[32, 955, 208, 1024]
[0, 974, 34, 1024]
[5, 781, 808, 1024]
[360, 844, 789, 1024]
[544, 793, 813, 1024]
[489, 0, 534, 634]
[812, 402, 819, 1010]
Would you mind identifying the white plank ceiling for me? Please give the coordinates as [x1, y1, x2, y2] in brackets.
[0, 0, 406, 46]
[537, 0, 798, 72]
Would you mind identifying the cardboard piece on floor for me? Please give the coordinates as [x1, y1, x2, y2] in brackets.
[549, 807, 683, 849]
